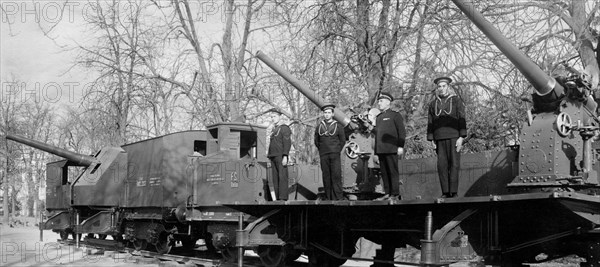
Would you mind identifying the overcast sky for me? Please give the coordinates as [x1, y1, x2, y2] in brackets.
[1, 1, 231, 111]
[1, 1, 97, 109]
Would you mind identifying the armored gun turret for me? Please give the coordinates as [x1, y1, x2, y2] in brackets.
[451, 0, 600, 189]
[6, 133, 127, 245]
[7, 133, 97, 166]
[6, 133, 127, 207]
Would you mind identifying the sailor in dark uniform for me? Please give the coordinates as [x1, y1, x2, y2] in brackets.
[267, 110, 292, 200]
[314, 104, 346, 200]
[374, 92, 406, 201]
[427, 77, 467, 198]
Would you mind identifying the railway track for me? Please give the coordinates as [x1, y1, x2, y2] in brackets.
[56, 237, 268, 267]
[58, 238, 586, 267]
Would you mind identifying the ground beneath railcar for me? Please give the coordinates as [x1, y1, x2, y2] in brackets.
[0, 226, 374, 267]
[0, 219, 584, 267]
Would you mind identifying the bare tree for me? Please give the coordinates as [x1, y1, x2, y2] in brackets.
[517, 0, 600, 84]
[0, 77, 24, 223]
[27, 0, 598, 161]
[57, 107, 114, 153]
[0, 76, 56, 220]
[14, 102, 54, 217]
[144, 0, 293, 125]
[75, 0, 156, 145]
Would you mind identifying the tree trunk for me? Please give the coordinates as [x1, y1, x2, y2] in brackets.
[177, 0, 224, 122]
[355, 0, 375, 98]
[10, 185, 16, 217]
[27, 166, 34, 217]
[3, 109, 10, 223]
[569, 0, 600, 85]
[408, 5, 427, 130]
[2, 163, 8, 223]
[223, 0, 235, 121]
[33, 194, 38, 219]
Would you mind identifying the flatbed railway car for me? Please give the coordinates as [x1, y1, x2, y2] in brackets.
[204, 127, 580, 266]
[227, 157, 600, 266]
[228, 0, 600, 265]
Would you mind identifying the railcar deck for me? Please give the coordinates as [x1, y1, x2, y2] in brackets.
[225, 191, 600, 211]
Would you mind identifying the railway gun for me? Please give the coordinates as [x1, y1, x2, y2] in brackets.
[5, 0, 600, 266]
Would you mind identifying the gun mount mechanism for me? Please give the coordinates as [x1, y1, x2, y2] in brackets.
[452, 0, 600, 189]
[255, 50, 376, 156]
[255, 51, 353, 127]
[256, 51, 382, 195]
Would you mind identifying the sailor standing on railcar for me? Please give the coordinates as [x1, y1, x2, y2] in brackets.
[374, 92, 406, 201]
[268, 110, 292, 201]
[427, 77, 467, 198]
[314, 104, 346, 200]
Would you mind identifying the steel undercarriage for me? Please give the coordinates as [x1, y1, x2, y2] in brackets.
[227, 192, 600, 266]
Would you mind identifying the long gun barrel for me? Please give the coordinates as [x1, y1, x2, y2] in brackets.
[6, 133, 96, 166]
[451, 0, 564, 99]
[255, 51, 352, 127]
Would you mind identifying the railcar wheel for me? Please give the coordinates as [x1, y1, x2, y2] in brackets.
[286, 248, 302, 263]
[111, 235, 123, 241]
[257, 245, 286, 267]
[220, 247, 241, 263]
[204, 233, 216, 253]
[181, 237, 198, 250]
[71, 232, 81, 241]
[59, 230, 69, 241]
[154, 232, 173, 254]
[133, 239, 147, 251]
[257, 245, 302, 266]
[308, 249, 326, 267]
[98, 234, 107, 240]
[308, 248, 346, 267]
